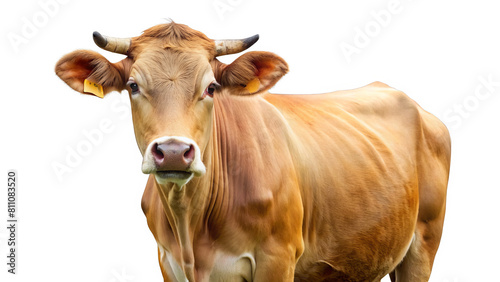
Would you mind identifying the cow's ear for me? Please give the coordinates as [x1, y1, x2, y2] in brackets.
[55, 50, 129, 98]
[220, 51, 288, 95]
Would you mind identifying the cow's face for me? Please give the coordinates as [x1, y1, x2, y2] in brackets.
[55, 22, 288, 187]
[128, 48, 215, 186]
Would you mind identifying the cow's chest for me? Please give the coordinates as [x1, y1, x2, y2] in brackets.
[158, 244, 255, 281]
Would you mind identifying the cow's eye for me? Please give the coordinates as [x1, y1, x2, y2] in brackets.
[202, 81, 220, 99]
[127, 79, 140, 94]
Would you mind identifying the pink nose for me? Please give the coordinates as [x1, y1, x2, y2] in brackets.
[151, 139, 195, 171]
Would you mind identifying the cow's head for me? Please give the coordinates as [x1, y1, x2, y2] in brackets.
[55, 22, 288, 187]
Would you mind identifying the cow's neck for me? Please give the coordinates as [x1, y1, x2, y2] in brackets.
[155, 182, 195, 280]
[154, 158, 214, 280]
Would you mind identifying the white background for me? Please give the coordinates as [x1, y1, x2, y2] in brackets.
[1, 0, 499, 281]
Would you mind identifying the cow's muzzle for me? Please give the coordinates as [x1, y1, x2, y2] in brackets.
[142, 136, 206, 186]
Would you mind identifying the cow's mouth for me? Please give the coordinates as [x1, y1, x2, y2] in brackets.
[155, 171, 193, 180]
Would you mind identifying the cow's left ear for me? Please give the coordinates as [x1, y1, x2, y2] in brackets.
[219, 51, 288, 95]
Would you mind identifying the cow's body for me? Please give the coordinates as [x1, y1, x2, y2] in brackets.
[142, 82, 451, 281]
[55, 22, 450, 281]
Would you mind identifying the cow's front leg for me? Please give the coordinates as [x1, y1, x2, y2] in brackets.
[253, 238, 302, 281]
[250, 177, 303, 281]
[253, 195, 304, 281]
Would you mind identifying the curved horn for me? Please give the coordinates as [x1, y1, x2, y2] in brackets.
[93, 31, 131, 55]
[214, 34, 259, 57]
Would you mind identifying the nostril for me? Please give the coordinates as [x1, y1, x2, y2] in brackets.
[183, 144, 195, 163]
[152, 143, 164, 161]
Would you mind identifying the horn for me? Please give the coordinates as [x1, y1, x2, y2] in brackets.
[93, 31, 131, 55]
[214, 34, 259, 56]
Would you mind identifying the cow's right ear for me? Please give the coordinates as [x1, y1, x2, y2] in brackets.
[55, 50, 130, 97]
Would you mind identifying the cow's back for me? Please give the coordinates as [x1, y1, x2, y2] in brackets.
[264, 82, 449, 280]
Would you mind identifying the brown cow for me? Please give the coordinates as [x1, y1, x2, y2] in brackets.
[55, 22, 451, 281]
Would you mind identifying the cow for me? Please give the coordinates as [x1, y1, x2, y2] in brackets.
[55, 22, 451, 281]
